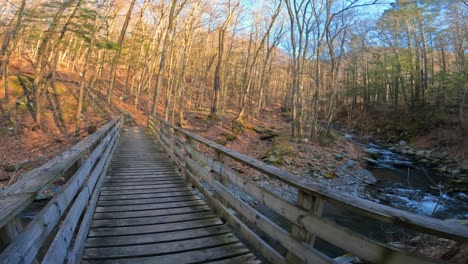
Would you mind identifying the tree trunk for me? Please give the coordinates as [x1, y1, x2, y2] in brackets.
[107, 0, 137, 104]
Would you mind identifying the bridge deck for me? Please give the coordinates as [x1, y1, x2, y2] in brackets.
[82, 127, 259, 264]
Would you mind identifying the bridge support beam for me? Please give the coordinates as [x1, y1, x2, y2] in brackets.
[286, 190, 323, 263]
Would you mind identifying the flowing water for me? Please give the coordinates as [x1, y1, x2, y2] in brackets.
[360, 141, 468, 220]
[255, 134, 468, 259]
[16, 134, 467, 260]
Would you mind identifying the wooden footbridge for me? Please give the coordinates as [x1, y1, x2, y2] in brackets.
[0, 116, 467, 264]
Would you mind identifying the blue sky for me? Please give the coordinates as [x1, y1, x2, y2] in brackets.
[241, 0, 396, 17]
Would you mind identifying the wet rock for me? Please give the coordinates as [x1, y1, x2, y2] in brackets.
[334, 254, 362, 264]
[264, 154, 281, 164]
[364, 157, 378, 166]
[460, 165, 468, 173]
[355, 169, 377, 185]
[335, 153, 344, 160]
[416, 150, 425, 157]
[451, 170, 460, 175]
[399, 140, 407, 146]
[3, 164, 17, 172]
[345, 159, 356, 168]
[284, 157, 293, 165]
[418, 159, 430, 165]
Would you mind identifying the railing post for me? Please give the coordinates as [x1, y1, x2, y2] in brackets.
[286, 190, 323, 263]
[184, 135, 197, 184]
[0, 216, 23, 250]
[169, 126, 175, 155]
[212, 150, 228, 206]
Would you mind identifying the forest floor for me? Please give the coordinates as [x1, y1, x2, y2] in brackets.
[0, 61, 466, 262]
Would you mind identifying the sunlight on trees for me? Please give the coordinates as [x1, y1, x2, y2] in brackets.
[0, 0, 466, 138]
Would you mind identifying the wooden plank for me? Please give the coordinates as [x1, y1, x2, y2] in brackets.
[100, 186, 192, 196]
[207, 254, 261, 264]
[185, 169, 286, 264]
[287, 190, 323, 263]
[106, 173, 181, 178]
[109, 168, 177, 173]
[0, 194, 34, 229]
[98, 190, 196, 201]
[212, 181, 333, 264]
[186, 156, 214, 185]
[102, 179, 185, 187]
[0, 117, 122, 228]
[101, 182, 187, 191]
[85, 225, 230, 248]
[0, 216, 24, 250]
[67, 123, 122, 264]
[94, 199, 206, 213]
[183, 167, 279, 261]
[42, 187, 90, 264]
[93, 205, 212, 219]
[222, 166, 432, 263]
[82, 242, 250, 264]
[91, 211, 216, 228]
[0, 120, 121, 264]
[97, 195, 201, 206]
[156, 118, 468, 242]
[88, 218, 223, 237]
[1, 116, 121, 196]
[83, 233, 239, 259]
[104, 177, 183, 183]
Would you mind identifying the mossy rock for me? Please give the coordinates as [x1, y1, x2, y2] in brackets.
[231, 121, 245, 136]
[264, 136, 295, 165]
[226, 134, 237, 141]
[318, 129, 339, 145]
[215, 138, 227, 146]
[47, 83, 67, 95]
[9, 75, 34, 94]
[4, 164, 17, 172]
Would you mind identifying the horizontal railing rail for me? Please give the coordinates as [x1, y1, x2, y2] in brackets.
[0, 116, 124, 264]
[148, 115, 468, 264]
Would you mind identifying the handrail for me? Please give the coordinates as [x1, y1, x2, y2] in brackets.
[0, 116, 122, 228]
[149, 115, 467, 264]
[0, 116, 123, 264]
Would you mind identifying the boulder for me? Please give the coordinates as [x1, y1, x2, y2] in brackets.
[345, 159, 356, 168]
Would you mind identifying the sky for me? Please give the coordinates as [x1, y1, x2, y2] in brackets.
[241, 0, 396, 17]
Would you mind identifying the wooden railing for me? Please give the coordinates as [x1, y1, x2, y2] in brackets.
[0, 116, 124, 264]
[148, 116, 468, 264]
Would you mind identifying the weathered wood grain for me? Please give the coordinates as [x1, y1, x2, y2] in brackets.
[153, 117, 468, 243]
[0, 117, 122, 229]
[85, 225, 230, 248]
[82, 242, 250, 264]
[212, 181, 333, 264]
[83, 233, 239, 259]
[81, 126, 257, 263]
[0, 118, 123, 264]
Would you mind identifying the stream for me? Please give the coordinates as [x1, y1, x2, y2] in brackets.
[253, 134, 467, 259]
[16, 133, 467, 261]
[357, 137, 468, 220]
